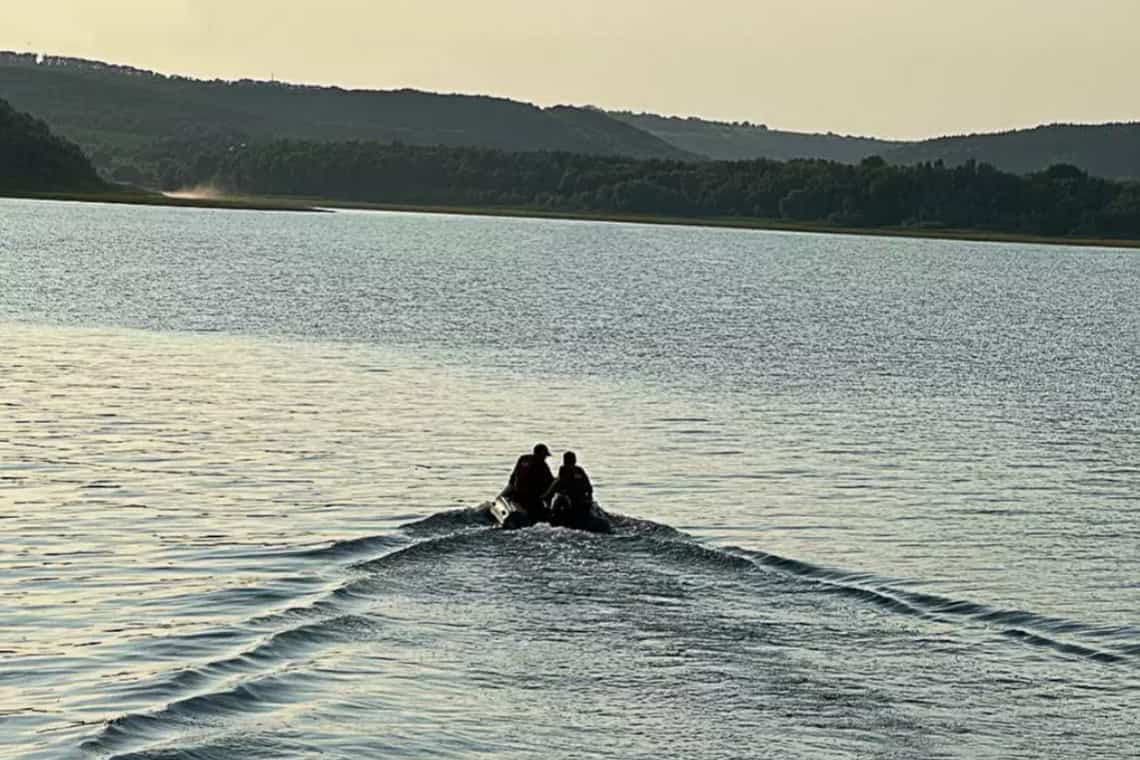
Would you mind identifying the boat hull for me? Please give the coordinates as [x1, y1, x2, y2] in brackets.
[490, 492, 612, 534]
[549, 493, 612, 534]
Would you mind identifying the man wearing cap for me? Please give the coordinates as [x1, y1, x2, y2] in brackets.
[506, 443, 555, 519]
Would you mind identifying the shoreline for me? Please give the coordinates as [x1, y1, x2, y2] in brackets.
[1, 189, 326, 213]
[316, 200, 1140, 250]
[5, 189, 1139, 250]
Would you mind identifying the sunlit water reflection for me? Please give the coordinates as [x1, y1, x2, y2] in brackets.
[1, 198, 1137, 758]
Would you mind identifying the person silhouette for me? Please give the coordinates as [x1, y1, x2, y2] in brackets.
[545, 450, 593, 524]
[505, 443, 555, 518]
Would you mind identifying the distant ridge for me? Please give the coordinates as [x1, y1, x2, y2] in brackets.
[881, 123, 1140, 180]
[2, 51, 1139, 182]
[611, 111, 903, 163]
[616, 110, 1140, 179]
[0, 51, 695, 183]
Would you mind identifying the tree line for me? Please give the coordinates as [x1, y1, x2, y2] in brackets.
[159, 139, 1140, 239]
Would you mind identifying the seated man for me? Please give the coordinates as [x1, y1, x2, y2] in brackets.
[505, 443, 554, 517]
[544, 451, 593, 521]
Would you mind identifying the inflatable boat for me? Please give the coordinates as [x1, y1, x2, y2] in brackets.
[490, 491, 611, 534]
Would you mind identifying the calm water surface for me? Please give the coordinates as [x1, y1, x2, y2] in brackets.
[1, 198, 1138, 758]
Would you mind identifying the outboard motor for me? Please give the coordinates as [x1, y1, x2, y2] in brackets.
[491, 493, 536, 530]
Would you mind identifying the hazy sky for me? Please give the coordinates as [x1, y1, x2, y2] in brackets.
[4, 0, 1138, 139]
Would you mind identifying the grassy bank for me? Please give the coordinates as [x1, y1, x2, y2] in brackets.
[4, 188, 1138, 249]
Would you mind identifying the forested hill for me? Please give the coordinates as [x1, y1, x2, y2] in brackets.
[611, 111, 902, 163]
[619, 109, 1140, 180]
[5, 51, 1139, 184]
[0, 52, 694, 181]
[882, 124, 1140, 180]
[0, 97, 103, 192]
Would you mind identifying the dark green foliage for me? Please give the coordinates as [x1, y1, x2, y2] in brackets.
[0, 97, 103, 192]
[165, 138, 1140, 239]
[0, 52, 694, 184]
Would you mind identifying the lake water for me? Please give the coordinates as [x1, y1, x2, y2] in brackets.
[1, 197, 1137, 759]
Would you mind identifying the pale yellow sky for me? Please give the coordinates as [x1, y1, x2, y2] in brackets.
[3, 0, 1137, 139]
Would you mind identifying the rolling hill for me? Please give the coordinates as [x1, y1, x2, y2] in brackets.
[0, 96, 103, 193]
[881, 123, 1140, 180]
[3, 51, 1139, 184]
[610, 111, 902, 163]
[620, 108, 1140, 180]
[0, 52, 694, 183]
[615, 110, 1140, 179]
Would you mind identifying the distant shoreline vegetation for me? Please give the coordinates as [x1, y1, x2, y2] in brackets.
[4, 84, 1139, 246]
[152, 140, 1140, 241]
[3, 61, 1139, 246]
[3, 188, 1137, 249]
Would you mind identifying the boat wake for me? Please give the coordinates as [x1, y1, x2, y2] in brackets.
[79, 506, 1140, 759]
[733, 546, 1140, 665]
